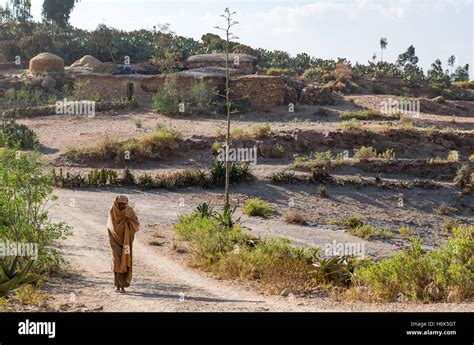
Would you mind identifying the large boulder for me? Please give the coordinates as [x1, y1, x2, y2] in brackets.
[29, 53, 64, 75]
[70, 55, 103, 69]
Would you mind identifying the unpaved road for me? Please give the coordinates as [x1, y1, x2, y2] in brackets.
[46, 187, 473, 312]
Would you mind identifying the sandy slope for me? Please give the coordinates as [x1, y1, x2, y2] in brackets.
[44, 187, 473, 312]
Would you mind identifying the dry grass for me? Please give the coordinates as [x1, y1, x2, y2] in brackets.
[284, 210, 308, 225]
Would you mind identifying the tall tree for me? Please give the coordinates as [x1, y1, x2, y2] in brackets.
[379, 37, 387, 61]
[397, 45, 419, 67]
[42, 0, 79, 28]
[447, 55, 456, 74]
[215, 8, 238, 209]
[8, 0, 31, 21]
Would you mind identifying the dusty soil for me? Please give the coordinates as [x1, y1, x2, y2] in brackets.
[7, 94, 473, 312]
[38, 187, 473, 312]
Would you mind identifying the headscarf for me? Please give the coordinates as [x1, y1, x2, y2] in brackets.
[107, 195, 140, 273]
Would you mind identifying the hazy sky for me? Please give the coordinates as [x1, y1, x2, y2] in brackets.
[4, 0, 473, 71]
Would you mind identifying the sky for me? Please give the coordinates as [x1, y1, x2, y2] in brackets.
[3, 0, 473, 71]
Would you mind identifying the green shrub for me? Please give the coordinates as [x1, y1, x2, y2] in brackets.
[341, 110, 382, 120]
[209, 160, 253, 186]
[355, 226, 473, 302]
[349, 224, 377, 239]
[354, 146, 377, 160]
[453, 165, 472, 191]
[265, 68, 295, 76]
[0, 87, 56, 110]
[0, 149, 71, 278]
[175, 213, 242, 265]
[188, 81, 218, 114]
[340, 216, 364, 229]
[372, 85, 385, 94]
[242, 198, 272, 218]
[249, 124, 271, 139]
[87, 169, 118, 186]
[398, 226, 413, 239]
[270, 170, 298, 184]
[152, 86, 181, 116]
[339, 119, 361, 131]
[175, 212, 317, 293]
[0, 120, 39, 149]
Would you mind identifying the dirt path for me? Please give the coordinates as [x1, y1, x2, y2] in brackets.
[46, 187, 473, 312]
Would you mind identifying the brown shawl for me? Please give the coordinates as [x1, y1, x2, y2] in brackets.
[107, 196, 140, 285]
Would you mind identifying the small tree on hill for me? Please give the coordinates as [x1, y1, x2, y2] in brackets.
[379, 37, 387, 62]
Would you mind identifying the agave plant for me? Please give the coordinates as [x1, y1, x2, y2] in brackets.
[311, 255, 355, 286]
[212, 204, 240, 229]
[0, 257, 38, 296]
[195, 202, 214, 218]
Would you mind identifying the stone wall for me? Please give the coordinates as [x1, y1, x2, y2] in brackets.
[230, 75, 285, 107]
[74, 74, 153, 105]
[73, 71, 285, 108]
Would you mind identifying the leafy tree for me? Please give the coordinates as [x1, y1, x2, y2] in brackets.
[397, 45, 419, 67]
[427, 59, 451, 87]
[447, 55, 456, 74]
[403, 64, 424, 88]
[0, 149, 71, 273]
[202, 33, 224, 53]
[452, 64, 470, 82]
[8, 0, 31, 22]
[42, 0, 79, 28]
[379, 37, 387, 61]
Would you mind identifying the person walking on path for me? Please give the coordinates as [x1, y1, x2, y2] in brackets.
[107, 195, 140, 293]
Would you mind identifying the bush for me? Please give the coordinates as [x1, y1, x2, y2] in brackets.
[339, 119, 361, 131]
[316, 185, 327, 197]
[265, 68, 295, 76]
[242, 198, 272, 218]
[174, 212, 317, 293]
[0, 149, 71, 279]
[188, 81, 218, 114]
[209, 160, 253, 187]
[397, 226, 413, 239]
[152, 77, 182, 116]
[0, 87, 56, 110]
[87, 169, 118, 186]
[65, 128, 182, 162]
[349, 224, 377, 239]
[284, 210, 307, 225]
[341, 110, 382, 121]
[372, 85, 385, 94]
[0, 120, 39, 149]
[249, 124, 271, 139]
[354, 227, 473, 302]
[152, 77, 218, 116]
[354, 146, 377, 160]
[453, 165, 472, 191]
[270, 170, 298, 184]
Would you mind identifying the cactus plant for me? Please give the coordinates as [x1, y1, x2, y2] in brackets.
[0, 257, 38, 296]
